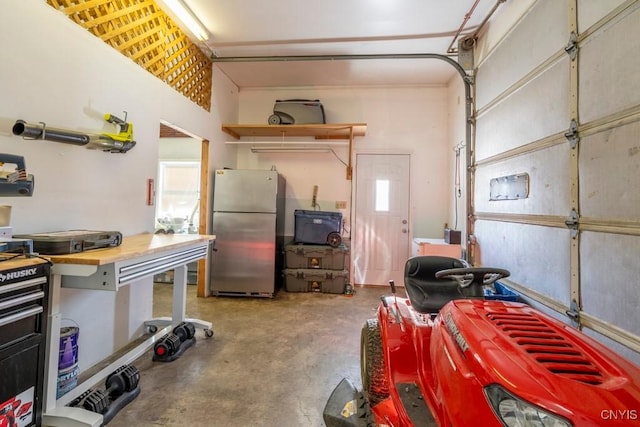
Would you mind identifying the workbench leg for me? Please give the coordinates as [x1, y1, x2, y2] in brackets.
[145, 264, 212, 335]
[43, 274, 104, 427]
[44, 274, 62, 413]
[173, 264, 213, 334]
[172, 264, 187, 323]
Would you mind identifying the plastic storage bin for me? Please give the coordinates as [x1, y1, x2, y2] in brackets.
[283, 268, 348, 293]
[284, 243, 349, 270]
[294, 210, 342, 246]
[484, 282, 521, 302]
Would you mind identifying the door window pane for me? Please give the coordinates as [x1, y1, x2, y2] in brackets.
[375, 179, 390, 212]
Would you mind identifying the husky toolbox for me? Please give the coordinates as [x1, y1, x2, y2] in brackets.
[283, 268, 348, 294]
[13, 230, 122, 255]
[294, 210, 342, 247]
[284, 243, 348, 270]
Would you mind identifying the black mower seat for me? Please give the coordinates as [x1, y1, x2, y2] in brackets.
[404, 256, 483, 314]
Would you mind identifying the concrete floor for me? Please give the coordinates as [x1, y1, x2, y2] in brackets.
[107, 284, 385, 427]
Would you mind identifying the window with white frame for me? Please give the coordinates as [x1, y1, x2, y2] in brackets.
[156, 161, 200, 233]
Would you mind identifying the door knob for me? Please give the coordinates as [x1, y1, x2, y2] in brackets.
[402, 228, 408, 233]
[402, 219, 408, 224]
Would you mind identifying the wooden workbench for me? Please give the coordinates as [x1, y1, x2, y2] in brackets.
[42, 233, 215, 427]
[47, 233, 211, 266]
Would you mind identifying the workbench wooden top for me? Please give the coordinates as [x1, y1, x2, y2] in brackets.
[0, 255, 50, 270]
[46, 233, 215, 266]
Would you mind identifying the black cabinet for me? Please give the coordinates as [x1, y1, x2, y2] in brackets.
[0, 260, 50, 427]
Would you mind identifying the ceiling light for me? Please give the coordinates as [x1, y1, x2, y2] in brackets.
[251, 147, 332, 154]
[225, 140, 348, 146]
[162, 0, 209, 41]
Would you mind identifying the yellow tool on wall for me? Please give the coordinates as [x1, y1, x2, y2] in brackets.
[12, 112, 136, 153]
[103, 112, 134, 147]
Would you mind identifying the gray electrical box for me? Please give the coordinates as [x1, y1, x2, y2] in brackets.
[457, 37, 475, 71]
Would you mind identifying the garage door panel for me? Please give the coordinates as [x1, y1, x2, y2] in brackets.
[475, 220, 570, 305]
[475, 144, 570, 215]
[475, 57, 570, 161]
[527, 299, 571, 324]
[581, 231, 640, 335]
[584, 328, 640, 367]
[476, 0, 567, 109]
[475, 0, 640, 358]
[579, 5, 640, 123]
[580, 121, 640, 221]
[578, 0, 628, 31]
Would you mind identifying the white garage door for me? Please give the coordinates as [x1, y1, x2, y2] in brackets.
[472, 0, 640, 364]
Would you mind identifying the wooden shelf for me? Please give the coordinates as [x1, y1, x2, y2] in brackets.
[221, 123, 367, 180]
[221, 123, 366, 139]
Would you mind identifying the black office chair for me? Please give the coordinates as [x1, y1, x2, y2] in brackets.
[403, 256, 483, 314]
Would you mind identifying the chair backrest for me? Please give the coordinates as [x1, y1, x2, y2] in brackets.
[404, 256, 479, 313]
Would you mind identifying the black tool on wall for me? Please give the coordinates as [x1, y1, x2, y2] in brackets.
[0, 153, 34, 196]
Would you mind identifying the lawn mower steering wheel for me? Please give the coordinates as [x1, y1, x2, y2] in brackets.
[435, 267, 511, 288]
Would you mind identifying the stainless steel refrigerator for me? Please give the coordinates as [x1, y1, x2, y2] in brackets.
[210, 169, 286, 297]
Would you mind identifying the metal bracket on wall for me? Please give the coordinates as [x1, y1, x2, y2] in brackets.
[564, 119, 580, 148]
[564, 32, 578, 60]
[566, 299, 581, 328]
[564, 209, 580, 238]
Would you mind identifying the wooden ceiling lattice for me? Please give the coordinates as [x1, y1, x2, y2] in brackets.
[47, 0, 212, 111]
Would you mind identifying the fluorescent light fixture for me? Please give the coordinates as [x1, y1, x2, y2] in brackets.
[251, 147, 332, 154]
[225, 140, 348, 146]
[163, 0, 209, 41]
[250, 147, 349, 167]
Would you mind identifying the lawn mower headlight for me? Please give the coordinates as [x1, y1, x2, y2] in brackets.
[484, 384, 573, 427]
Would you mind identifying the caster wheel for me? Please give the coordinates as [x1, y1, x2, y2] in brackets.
[327, 232, 342, 248]
[147, 325, 158, 334]
[204, 329, 214, 338]
[268, 114, 281, 125]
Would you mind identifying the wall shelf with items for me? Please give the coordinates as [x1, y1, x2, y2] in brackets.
[221, 123, 367, 179]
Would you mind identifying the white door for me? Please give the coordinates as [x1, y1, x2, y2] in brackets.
[353, 154, 410, 286]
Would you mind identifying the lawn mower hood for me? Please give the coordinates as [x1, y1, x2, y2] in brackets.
[324, 297, 640, 427]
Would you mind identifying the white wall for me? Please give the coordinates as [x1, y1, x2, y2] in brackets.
[236, 86, 452, 239]
[0, 1, 238, 369]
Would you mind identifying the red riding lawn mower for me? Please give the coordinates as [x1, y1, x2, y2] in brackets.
[323, 256, 640, 426]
